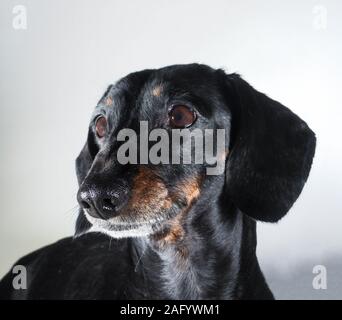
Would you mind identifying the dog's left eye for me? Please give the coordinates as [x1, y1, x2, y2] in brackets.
[168, 105, 197, 128]
[95, 116, 107, 138]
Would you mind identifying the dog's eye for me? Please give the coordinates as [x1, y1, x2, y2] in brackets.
[168, 105, 197, 128]
[95, 116, 107, 138]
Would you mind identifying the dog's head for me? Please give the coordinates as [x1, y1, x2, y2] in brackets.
[75, 64, 316, 238]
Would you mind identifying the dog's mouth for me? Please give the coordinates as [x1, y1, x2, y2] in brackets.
[83, 201, 183, 239]
[80, 170, 202, 239]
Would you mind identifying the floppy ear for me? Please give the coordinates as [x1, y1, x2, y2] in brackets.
[223, 73, 316, 222]
[74, 129, 97, 236]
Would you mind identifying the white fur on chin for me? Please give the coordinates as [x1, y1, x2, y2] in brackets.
[84, 211, 153, 239]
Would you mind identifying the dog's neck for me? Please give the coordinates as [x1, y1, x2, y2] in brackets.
[135, 198, 273, 299]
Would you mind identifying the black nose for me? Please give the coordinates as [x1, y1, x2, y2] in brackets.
[77, 185, 127, 220]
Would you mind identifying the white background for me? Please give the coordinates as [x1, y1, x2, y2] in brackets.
[0, 0, 341, 299]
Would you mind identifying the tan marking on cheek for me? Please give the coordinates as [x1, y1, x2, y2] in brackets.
[105, 96, 113, 106]
[152, 175, 203, 249]
[151, 217, 189, 263]
[163, 219, 184, 243]
[179, 176, 202, 204]
[152, 85, 163, 97]
[150, 215, 187, 259]
[128, 168, 171, 214]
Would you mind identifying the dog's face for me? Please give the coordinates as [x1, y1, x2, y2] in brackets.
[75, 64, 316, 238]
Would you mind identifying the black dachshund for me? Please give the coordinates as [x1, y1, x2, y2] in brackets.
[0, 64, 316, 299]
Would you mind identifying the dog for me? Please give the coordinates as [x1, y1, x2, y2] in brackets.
[0, 64, 316, 299]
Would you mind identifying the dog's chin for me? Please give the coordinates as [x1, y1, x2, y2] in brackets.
[83, 211, 162, 239]
[88, 223, 154, 239]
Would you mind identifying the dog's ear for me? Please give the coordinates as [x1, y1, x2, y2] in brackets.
[221, 73, 316, 222]
[74, 129, 97, 236]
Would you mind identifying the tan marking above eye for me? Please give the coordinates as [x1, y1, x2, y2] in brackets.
[105, 96, 113, 106]
[152, 85, 163, 97]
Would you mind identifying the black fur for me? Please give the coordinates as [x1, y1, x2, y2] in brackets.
[0, 64, 316, 300]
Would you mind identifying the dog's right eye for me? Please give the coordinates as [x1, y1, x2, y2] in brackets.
[95, 116, 107, 138]
[168, 105, 197, 128]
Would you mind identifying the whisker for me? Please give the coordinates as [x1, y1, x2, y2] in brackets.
[109, 237, 113, 251]
[65, 204, 80, 215]
[134, 245, 147, 272]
